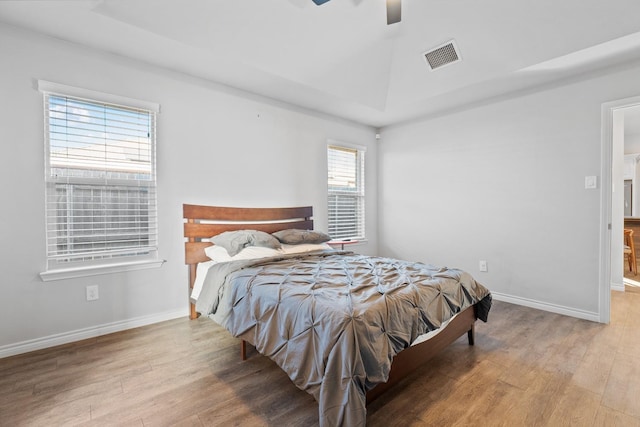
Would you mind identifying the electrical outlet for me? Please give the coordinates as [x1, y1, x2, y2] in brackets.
[86, 285, 99, 301]
[479, 260, 488, 272]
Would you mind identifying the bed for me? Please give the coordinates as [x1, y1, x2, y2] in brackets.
[183, 204, 491, 426]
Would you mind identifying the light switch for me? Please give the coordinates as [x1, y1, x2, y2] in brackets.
[585, 176, 597, 189]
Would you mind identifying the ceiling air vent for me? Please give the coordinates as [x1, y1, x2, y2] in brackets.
[423, 40, 461, 71]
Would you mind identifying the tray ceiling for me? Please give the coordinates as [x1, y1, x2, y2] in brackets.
[2, 0, 640, 127]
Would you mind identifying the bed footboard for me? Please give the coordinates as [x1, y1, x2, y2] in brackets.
[365, 304, 477, 404]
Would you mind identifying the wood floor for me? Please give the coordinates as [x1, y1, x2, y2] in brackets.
[2, 289, 640, 426]
[623, 260, 639, 281]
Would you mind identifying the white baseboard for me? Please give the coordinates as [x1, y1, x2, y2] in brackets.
[0, 308, 189, 359]
[611, 281, 626, 292]
[0, 292, 607, 358]
[491, 291, 601, 323]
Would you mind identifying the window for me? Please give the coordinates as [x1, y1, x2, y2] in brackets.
[39, 81, 159, 275]
[327, 144, 365, 240]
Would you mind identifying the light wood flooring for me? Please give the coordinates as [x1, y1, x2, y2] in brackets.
[1, 289, 640, 426]
[624, 260, 638, 281]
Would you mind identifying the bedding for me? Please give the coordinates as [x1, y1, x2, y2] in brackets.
[191, 260, 216, 301]
[195, 250, 491, 427]
[195, 244, 330, 301]
[410, 313, 455, 346]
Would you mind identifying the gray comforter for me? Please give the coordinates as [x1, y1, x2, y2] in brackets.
[195, 250, 491, 427]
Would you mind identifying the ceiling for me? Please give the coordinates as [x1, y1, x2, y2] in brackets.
[3, 0, 640, 128]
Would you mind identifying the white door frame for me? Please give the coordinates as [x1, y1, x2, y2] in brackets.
[600, 94, 640, 323]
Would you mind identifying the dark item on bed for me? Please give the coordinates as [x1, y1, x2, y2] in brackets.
[272, 228, 331, 244]
[183, 204, 491, 426]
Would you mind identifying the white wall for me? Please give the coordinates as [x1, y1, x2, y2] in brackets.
[0, 24, 377, 355]
[379, 65, 640, 319]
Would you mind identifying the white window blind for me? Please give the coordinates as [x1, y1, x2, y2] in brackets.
[42, 88, 158, 269]
[327, 144, 365, 240]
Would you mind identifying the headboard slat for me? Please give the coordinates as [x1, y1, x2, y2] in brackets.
[184, 220, 314, 240]
[185, 242, 212, 265]
[183, 204, 312, 222]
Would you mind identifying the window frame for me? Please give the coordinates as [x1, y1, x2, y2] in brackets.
[327, 142, 366, 241]
[38, 81, 163, 281]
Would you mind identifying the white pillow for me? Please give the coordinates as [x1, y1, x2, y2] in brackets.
[204, 245, 232, 262]
[280, 243, 332, 254]
[205, 244, 283, 262]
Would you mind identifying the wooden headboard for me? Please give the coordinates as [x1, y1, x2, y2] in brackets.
[183, 204, 313, 318]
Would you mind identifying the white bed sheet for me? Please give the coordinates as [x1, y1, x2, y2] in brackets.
[190, 260, 216, 301]
[410, 315, 455, 346]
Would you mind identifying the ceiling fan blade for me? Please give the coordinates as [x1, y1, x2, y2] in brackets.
[386, 0, 401, 25]
[312, 0, 331, 5]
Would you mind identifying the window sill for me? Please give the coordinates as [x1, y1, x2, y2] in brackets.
[39, 259, 166, 282]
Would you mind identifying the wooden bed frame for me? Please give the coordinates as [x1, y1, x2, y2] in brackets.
[183, 204, 477, 404]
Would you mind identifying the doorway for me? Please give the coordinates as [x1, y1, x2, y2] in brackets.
[621, 108, 640, 285]
[602, 95, 640, 324]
